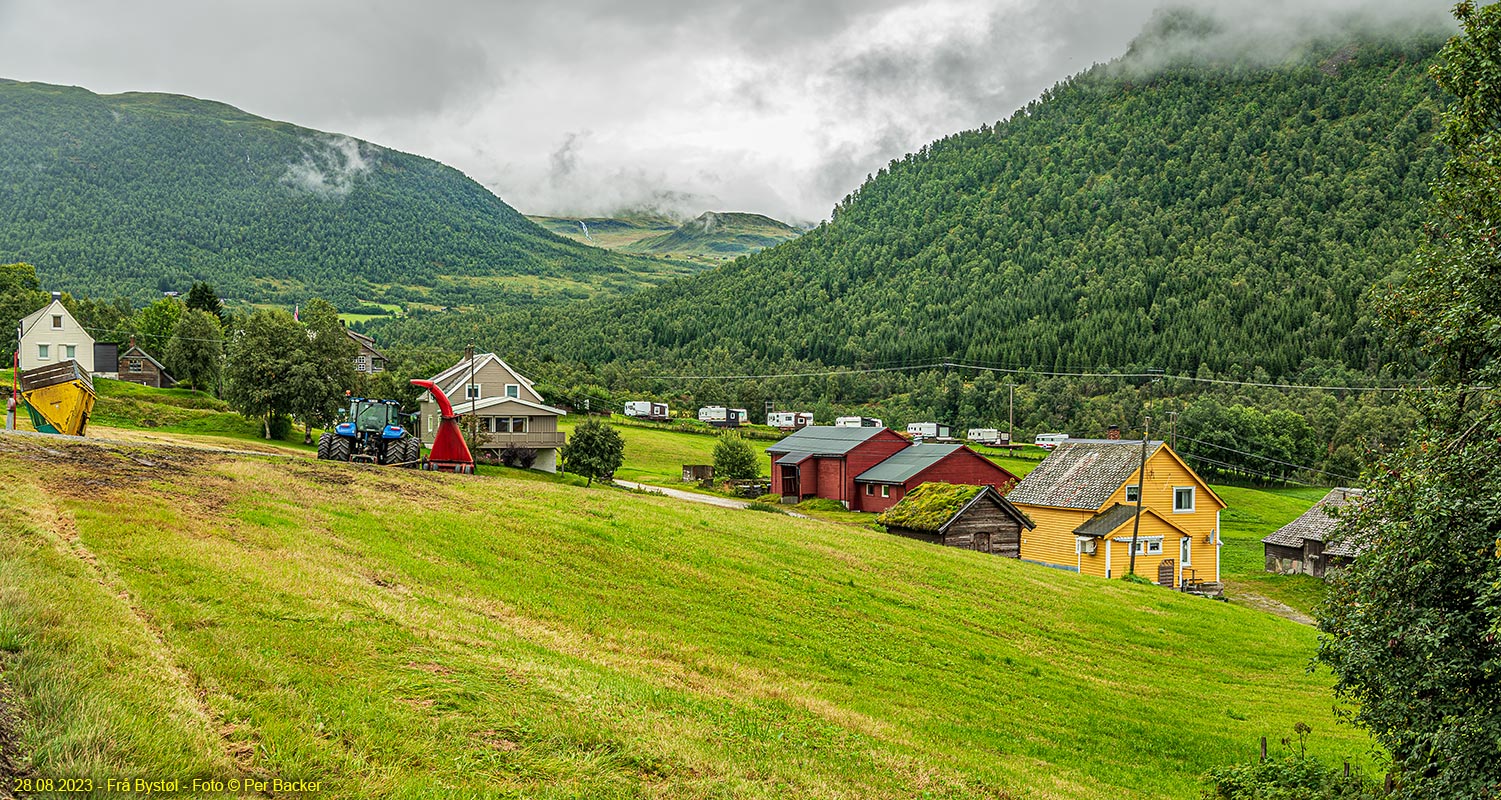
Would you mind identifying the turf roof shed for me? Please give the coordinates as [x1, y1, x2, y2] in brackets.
[877, 483, 1034, 558]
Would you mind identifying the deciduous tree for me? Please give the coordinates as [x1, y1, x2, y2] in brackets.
[225, 309, 300, 439]
[1318, 5, 1501, 795]
[287, 299, 357, 444]
[561, 418, 623, 487]
[713, 431, 760, 480]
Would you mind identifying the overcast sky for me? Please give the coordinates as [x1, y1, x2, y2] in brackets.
[0, 0, 1455, 223]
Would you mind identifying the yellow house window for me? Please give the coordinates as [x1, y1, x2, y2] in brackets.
[1173, 487, 1195, 513]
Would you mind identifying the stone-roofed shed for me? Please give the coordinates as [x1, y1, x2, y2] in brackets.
[1263, 487, 1366, 578]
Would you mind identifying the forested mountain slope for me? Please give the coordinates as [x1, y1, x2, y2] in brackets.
[391, 31, 1444, 384]
[0, 80, 689, 306]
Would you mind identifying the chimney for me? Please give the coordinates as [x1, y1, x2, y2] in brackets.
[51, 291, 61, 301]
[1107, 424, 1121, 440]
[129, 336, 136, 350]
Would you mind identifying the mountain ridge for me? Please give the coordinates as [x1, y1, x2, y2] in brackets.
[0, 79, 695, 307]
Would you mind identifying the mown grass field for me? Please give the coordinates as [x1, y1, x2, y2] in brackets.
[0, 434, 1367, 799]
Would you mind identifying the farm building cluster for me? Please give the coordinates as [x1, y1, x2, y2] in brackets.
[759, 422, 1231, 593]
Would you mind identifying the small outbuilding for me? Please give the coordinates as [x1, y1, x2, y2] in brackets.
[877, 483, 1035, 557]
[1262, 487, 1365, 578]
[117, 338, 176, 389]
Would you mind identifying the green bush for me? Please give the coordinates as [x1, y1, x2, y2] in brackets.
[712, 432, 760, 480]
[1203, 755, 1380, 799]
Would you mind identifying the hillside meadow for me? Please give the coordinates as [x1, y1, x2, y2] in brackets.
[0, 433, 1365, 799]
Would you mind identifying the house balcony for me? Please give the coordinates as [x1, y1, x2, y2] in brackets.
[474, 431, 566, 450]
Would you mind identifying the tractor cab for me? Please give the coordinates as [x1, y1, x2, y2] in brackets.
[318, 397, 420, 467]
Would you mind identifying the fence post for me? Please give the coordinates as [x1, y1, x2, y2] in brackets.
[1260, 736, 1267, 763]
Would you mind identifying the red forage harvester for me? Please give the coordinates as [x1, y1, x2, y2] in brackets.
[409, 379, 475, 474]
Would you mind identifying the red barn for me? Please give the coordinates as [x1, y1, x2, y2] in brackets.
[853, 443, 1020, 513]
[768, 426, 910, 508]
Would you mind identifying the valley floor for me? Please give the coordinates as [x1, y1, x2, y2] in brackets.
[0, 431, 1365, 799]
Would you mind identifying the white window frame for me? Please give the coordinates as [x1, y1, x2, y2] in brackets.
[1173, 486, 1195, 513]
[1131, 537, 1164, 555]
[37, 343, 49, 360]
[504, 383, 521, 399]
[63, 344, 75, 359]
[1180, 536, 1191, 565]
[51, 314, 63, 329]
[881, 485, 891, 498]
[465, 384, 482, 400]
[865, 484, 874, 496]
[1125, 485, 1140, 503]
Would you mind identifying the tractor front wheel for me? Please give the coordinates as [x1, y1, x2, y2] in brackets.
[327, 435, 352, 463]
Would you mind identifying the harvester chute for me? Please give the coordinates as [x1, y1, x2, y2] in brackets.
[410, 379, 475, 474]
[18, 360, 96, 436]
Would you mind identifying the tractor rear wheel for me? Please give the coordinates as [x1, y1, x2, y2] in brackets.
[402, 437, 422, 467]
[317, 432, 333, 460]
[327, 435, 352, 463]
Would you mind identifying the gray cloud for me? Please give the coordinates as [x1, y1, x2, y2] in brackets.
[0, 0, 1457, 222]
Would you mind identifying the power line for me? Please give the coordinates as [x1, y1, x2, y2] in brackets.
[1173, 432, 1359, 484]
[1177, 451, 1326, 487]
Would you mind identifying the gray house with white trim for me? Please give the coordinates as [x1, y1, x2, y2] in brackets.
[417, 352, 567, 472]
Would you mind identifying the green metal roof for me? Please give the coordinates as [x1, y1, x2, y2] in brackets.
[766, 425, 889, 456]
[854, 443, 963, 484]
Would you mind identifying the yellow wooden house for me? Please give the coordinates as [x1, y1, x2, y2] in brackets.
[1007, 439, 1225, 588]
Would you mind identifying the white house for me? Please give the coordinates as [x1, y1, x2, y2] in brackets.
[18, 293, 95, 372]
[417, 352, 567, 472]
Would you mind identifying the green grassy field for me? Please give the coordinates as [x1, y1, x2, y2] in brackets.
[0, 434, 1367, 799]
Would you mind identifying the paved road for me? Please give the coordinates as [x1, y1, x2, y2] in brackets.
[615, 480, 810, 518]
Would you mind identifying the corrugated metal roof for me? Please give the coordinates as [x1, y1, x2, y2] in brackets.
[853, 443, 963, 484]
[775, 451, 813, 466]
[765, 425, 887, 456]
[1072, 503, 1140, 538]
[1007, 440, 1164, 510]
[1262, 488, 1366, 557]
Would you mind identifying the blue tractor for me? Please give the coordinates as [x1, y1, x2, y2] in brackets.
[317, 397, 421, 467]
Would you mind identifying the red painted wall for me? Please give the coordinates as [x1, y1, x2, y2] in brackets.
[855, 446, 1021, 513]
[770, 429, 908, 506]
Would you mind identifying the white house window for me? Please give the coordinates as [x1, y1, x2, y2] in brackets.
[37, 344, 49, 360]
[504, 384, 521, 399]
[128, 359, 143, 373]
[355, 356, 368, 370]
[63, 345, 75, 359]
[881, 485, 891, 498]
[1180, 537, 1191, 565]
[1173, 487, 1195, 513]
[1131, 538, 1164, 555]
[465, 384, 482, 400]
[51, 314, 62, 329]
[1125, 485, 1140, 503]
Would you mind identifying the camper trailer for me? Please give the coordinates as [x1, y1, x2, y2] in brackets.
[624, 401, 670, 421]
[905, 422, 952, 440]
[767, 411, 815, 430]
[699, 406, 748, 427]
[967, 428, 1010, 446]
[834, 416, 883, 428]
[1033, 432, 1070, 449]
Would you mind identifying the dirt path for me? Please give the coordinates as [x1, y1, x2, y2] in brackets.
[1228, 589, 1315, 626]
[615, 480, 810, 518]
[0, 660, 21, 800]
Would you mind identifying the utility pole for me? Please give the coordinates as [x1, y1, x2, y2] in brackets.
[1169, 411, 1178, 451]
[1127, 415, 1151, 578]
[466, 343, 476, 441]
